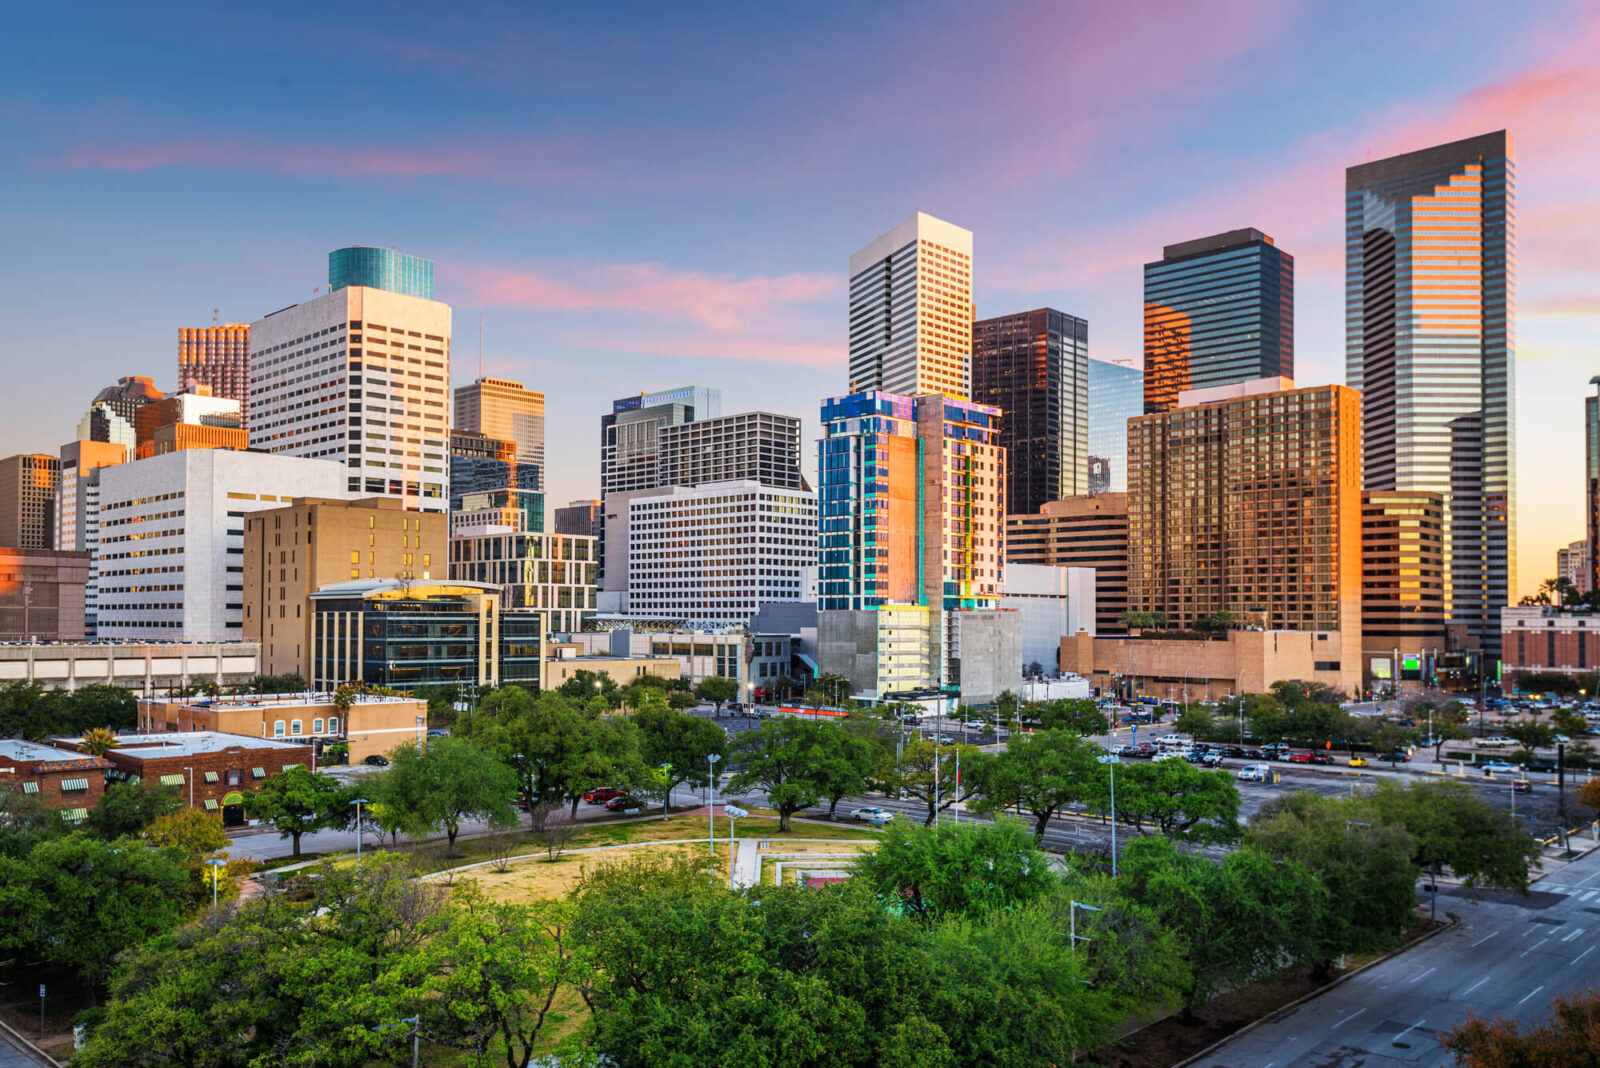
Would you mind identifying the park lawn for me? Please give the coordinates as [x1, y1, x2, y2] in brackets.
[463, 842, 733, 903]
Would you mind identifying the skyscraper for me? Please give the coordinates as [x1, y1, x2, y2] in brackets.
[972, 308, 1088, 512]
[78, 376, 163, 450]
[328, 246, 435, 299]
[1086, 358, 1144, 495]
[1143, 229, 1293, 413]
[0, 454, 60, 549]
[848, 213, 973, 399]
[56, 439, 127, 634]
[656, 411, 805, 491]
[454, 377, 545, 486]
[1587, 377, 1599, 596]
[178, 324, 251, 423]
[1347, 131, 1515, 657]
[249, 284, 452, 511]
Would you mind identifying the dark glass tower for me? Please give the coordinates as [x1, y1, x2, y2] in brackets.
[1142, 229, 1293, 413]
[1346, 131, 1515, 658]
[972, 308, 1088, 514]
[1587, 378, 1599, 597]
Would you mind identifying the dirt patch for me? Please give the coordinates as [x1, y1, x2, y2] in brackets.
[1094, 972, 1326, 1068]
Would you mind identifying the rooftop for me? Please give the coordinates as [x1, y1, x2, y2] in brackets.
[0, 739, 111, 766]
[155, 690, 419, 709]
[54, 731, 312, 759]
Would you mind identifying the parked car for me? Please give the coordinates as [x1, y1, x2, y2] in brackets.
[1477, 736, 1513, 748]
[583, 786, 627, 804]
[933, 734, 955, 745]
[1236, 764, 1271, 782]
[1512, 779, 1533, 794]
[1288, 751, 1314, 764]
[1524, 758, 1557, 773]
[1480, 760, 1519, 774]
[604, 794, 636, 811]
[851, 807, 894, 823]
[362, 754, 390, 767]
[963, 719, 987, 731]
[1348, 756, 1369, 767]
[426, 727, 451, 738]
[1153, 750, 1186, 762]
[1310, 752, 1334, 765]
[1378, 751, 1411, 763]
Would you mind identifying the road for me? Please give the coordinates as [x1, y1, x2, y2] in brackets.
[1191, 844, 1600, 1067]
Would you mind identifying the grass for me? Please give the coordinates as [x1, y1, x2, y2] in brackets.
[464, 842, 734, 903]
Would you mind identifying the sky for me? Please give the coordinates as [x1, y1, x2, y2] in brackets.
[2, 0, 1596, 598]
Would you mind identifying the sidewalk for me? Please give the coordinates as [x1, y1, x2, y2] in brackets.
[730, 837, 762, 889]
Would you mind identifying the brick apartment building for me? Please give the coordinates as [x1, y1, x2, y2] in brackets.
[0, 739, 113, 822]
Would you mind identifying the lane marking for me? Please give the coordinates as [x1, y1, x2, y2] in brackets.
[1459, 976, 1491, 997]
[1518, 984, 1545, 1005]
[1409, 966, 1437, 985]
[1470, 931, 1499, 948]
[1521, 937, 1550, 957]
[1581, 890, 1599, 902]
[1392, 1019, 1426, 1045]
[1331, 1007, 1367, 1029]
[1547, 886, 1568, 893]
[1561, 928, 1586, 943]
[1574, 945, 1596, 966]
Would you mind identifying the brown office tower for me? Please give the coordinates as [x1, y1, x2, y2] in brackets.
[1128, 381, 1362, 693]
[0, 454, 61, 549]
[178, 324, 251, 424]
[554, 499, 602, 539]
[1005, 493, 1129, 635]
[242, 497, 448, 679]
[972, 308, 1089, 513]
[1362, 492, 1449, 683]
[454, 377, 545, 488]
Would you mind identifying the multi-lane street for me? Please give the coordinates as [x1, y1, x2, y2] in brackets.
[1191, 845, 1600, 1067]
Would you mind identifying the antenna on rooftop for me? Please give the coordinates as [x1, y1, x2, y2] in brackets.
[213, 307, 219, 325]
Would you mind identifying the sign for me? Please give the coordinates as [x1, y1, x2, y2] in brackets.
[1370, 657, 1392, 680]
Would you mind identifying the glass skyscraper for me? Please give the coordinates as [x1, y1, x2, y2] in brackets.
[1143, 229, 1293, 413]
[1346, 131, 1515, 657]
[1086, 358, 1144, 495]
[328, 246, 435, 299]
[972, 308, 1088, 513]
[1587, 377, 1599, 596]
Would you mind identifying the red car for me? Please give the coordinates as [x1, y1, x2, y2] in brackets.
[603, 794, 635, 811]
[583, 787, 626, 805]
[1288, 751, 1314, 764]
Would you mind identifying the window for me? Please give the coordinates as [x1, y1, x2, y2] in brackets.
[291, 719, 303, 736]
[225, 769, 242, 786]
[313, 717, 324, 733]
[274, 720, 286, 738]
[60, 778, 91, 792]
[329, 716, 340, 734]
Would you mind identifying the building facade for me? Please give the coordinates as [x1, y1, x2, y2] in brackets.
[449, 429, 541, 514]
[243, 496, 447, 679]
[656, 411, 805, 491]
[1127, 381, 1362, 692]
[621, 480, 815, 625]
[139, 692, 427, 766]
[78, 376, 162, 450]
[1501, 607, 1599, 680]
[133, 386, 245, 459]
[1558, 540, 1591, 597]
[848, 212, 973, 399]
[1005, 494, 1130, 636]
[454, 376, 545, 482]
[1087, 358, 1143, 495]
[1000, 564, 1096, 673]
[1061, 628, 1356, 702]
[0, 453, 60, 549]
[1346, 131, 1516, 658]
[248, 284, 451, 511]
[1143, 229, 1293, 414]
[972, 308, 1089, 511]
[449, 526, 598, 633]
[0, 548, 89, 640]
[554, 499, 602, 539]
[54, 732, 313, 821]
[56, 440, 128, 633]
[1587, 378, 1599, 596]
[1361, 491, 1451, 685]
[95, 450, 347, 641]
[0, 740, 112, 818]
[327, 246, 435, 299]
[178, 324, 251, 423]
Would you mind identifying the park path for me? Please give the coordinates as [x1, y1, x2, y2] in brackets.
[730, 838, 762, 889]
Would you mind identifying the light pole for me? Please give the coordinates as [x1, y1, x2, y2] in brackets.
[184, 766, 194, 808]
[726, 803, 747, 876]
[350, 797, 370, 869]
[706, 753, 721, 859]
[1069, 900, 1101, 950]
[1097, 753, 1121, 875]
[206, 857, 226, 909]
[658, 763, 672, 820]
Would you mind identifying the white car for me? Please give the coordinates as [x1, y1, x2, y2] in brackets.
[851, 807, 894, 823]
[963, 720, 987, 731]
[1477, 736, 1512, 748]
[1236, 763, 1271, 782]
[1153, 750, 1186, 762]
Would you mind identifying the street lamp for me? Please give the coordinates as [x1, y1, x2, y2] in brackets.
[371, 1015, 421, 1068]
[1069, 900, 1101, 950]
[350, 797, 370, 869]
[184, 766, 194, 808]
[706, 754, 721, 860]
[206, 857, 226, 909]
[1097, 754, 1121, 875]
[658, 763, 673, 820]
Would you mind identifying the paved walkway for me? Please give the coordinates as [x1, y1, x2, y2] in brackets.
[730, 838, 762, 889]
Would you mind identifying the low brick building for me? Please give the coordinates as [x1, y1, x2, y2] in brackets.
[1502, 606, 1599, 679]
[137, 691, 426, 764]
[53, 731, 312, 825]
[0, 739, 112, 823]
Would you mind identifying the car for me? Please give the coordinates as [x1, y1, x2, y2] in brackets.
[426, 727, 451, 738]
[1348, 756, 1369, 767]
[727, 702, 744, 712]
[934, 734, 955, 744]
[1220, 746, 1247, 759]
[583, 786, 627, 804]
[362, 754, 390, 767]
[603, 794, 636, 811]
[1288, 751, 1314, 764]
[1153, 750, 1186, 762]
[1480, 760, 1519, 774]
[1378, 752, 1411, 763]
[1310, 753, 1334, 765]
[963, 719, 987, 731]
[1236, 764, 1270, 782]
[1512, 779, 1533, 794]
[1524, 758, 1557, 773]
[851, 807, 894, 823]
[1477, 736, 1513, 748]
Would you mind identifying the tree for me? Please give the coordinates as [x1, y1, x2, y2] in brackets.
[1366, 779, 1542, 899]
[635, 705, 727, 812]
[1036, 697, 1109, 735]
[816, 729, 876, 818]
[79, 725, 119, 755]
[968, 730, 1098, 840]
[0, 784, 63, 859]
[1445, 989, 1600, 1067]
[244, 766, 352, 858]
[1578, 776, 1600, 816]
[85, 780, 182, 839]
[142, 808, 251, 903]
[1107, 759, 1241, 843]
[727, 716, 858, 832]
[557, 669, 621, 708]
[694, 675, 739, 712]
[59, 684, 138, 734]
[0, 832, 188, 989]
[884, 739, 984, 826]
[464, 686, 639, 819]
[376, 736, 518, 856]
[1174, 705, 1217, 741]
[854, 818, 1056, 923]
[1117, 610, 1166, 630]
[993, 690, 1021, 730]
[1507, 718, 1556, 750]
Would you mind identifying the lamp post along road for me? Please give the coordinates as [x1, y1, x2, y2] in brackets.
[1097, 754, 1121, 875]
[658, 763, 672, 820]
[1069, 900, 1101, 951]
[706, 753, 721, 859]
[350, 797, 370, 870]
[206, 857, 226, 909]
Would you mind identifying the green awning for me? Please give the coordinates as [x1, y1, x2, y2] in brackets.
[160, 774, 185, 786]
[21, 781, 38, 794]
[60, 808, 88, 822]
[252, 767, 266, 778]
[282, 763, 303, 771]
[60, 778, 90, 791]
[204, 771, 220, 783]
[203, 799, 220, 811]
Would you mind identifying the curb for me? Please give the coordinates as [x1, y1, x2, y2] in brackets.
[1167, 915, 1460, 1068]
[0, 1015, 63, 1068]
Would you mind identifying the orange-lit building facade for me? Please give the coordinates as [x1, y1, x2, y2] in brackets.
[0, 453, 60, 549]
[454, 376, 545, 483]
[1361, 490, 1449, 662]
[179, 323, 251, 424]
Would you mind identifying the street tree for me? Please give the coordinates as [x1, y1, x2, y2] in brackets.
[1365, 779, 1542, 895]
[1577, 776, 1600, 815]
[635, 705, 728, 812]
[992, 690, 1022, 730]
[85, 780, 182, 839]
[0, 785, 63, 859]
[853, 817, 1057, 923]
[1036, 698, 1110, 735]
[1506, 719, 1556, 750]
[968, 729, 1099, 840]
[694, 675, 739, 711]
[885, 738, 985, 826]
[465, 687, 639, 818]
[727, 716, 859, 832]
[556, 669, 622, 709]
[244, 766, 353, 858]
[377, 736, 518, 856]
[1106, 759, 1241, 843]
[1445, 989, 1600, 1067]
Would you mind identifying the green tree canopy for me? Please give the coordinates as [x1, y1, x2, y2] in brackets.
[882, 738, 986, 827]
[694, 675, 739, 710]
[463, 686, 639, 818]
[727, 716, 860, 832]
[85, 780, 183, 839]
[243, 766, 353, 858]
[1035, 698, 1110, 735]
[1106, 759, 1242, 843]
[853, 817, 1057, 923]
[634, 705, 728, 812]
[374, 735, 518, 856]
[1365, 779, 1541, 896]
[968, 729, 1099, 840]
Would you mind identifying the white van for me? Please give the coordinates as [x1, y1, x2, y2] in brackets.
[1155, 735, 1189, 751]
[1236, 763, 1270, 782]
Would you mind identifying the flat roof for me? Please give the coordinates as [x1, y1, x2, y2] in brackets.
[156, 690, 417, 709]
[54, 731, 311, 759]
[0, 739, 99, 763]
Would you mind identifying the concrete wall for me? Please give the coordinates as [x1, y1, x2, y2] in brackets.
[951, 610, 1023, 704]
[818, 610, 881, 696]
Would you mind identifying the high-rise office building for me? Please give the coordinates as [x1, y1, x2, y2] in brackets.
[657, 412, 805, 491]
[178, 324, 251, 423]
[328, 246, 435, 299]
[95, 450, 346, 641]
[1361, 491, 1449, 673]
[1587, 377, 1599, 596]
[0, 454, 60, 549]
[1556, 540, 1589, 597]
[848, 213, 974, 399]
[454, 377, 545, 485]
[553, 500, 602, 539]
[134, 386, 246, 459]
[78, 377, 163, 450]
[1346, 131, 1515, 657]
[56, 440, 127, 634]
[1005, 494, 1130, 636]
[0, 548, 89, 640]
[248, 283, 452, 511]
[972, 308, 1089, 512]
[243, 497, 448, 678]
[449, 527, 597, 633]
[1087, 359, 1144, 495]
[1143, 229, 1293, 413]
[449, 430, 541, 518]
[1128, 380, 1362, 693]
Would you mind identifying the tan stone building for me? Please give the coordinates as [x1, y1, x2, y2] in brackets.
[0, 453, 60, 550]
[1005, 494, 1129, 635]
[542, 643, 681, 690]
[1060, 628, 1356, 701]
[137, 691, 426, 765]
[243, 497, 448, 679]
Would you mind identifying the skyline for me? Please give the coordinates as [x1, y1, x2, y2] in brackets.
[4, 1, 1598, 596]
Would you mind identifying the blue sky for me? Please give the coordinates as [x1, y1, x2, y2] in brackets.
[3, 0, 1597, 595]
